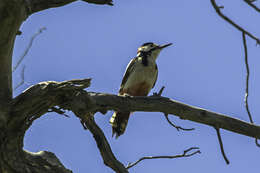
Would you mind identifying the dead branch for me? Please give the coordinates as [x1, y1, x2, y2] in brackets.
[164, 113, 194, 131]
[242, 32, 253, 123]
[244, 0, 260, 12]
[8, 78, 260, 172]
[13, 27, 46, 72]
[11, 78, 260, 140]
[14, 65, 26, 90]
[242, 32, 260, 147]
[82, 116, 128, 173]
[215, 128, 229, 164]
[210, 0, 260, 44]
[126, 147, 201, 169]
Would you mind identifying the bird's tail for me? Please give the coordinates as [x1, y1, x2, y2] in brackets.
[109, 111, 131, 138]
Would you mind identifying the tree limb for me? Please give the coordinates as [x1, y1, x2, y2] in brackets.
[11, 79, 260, 140]
[210, 0, 260, 44]
[82, 116, 128, 173]
[9, 78, 260, 172]
[24, 0, 113, 15]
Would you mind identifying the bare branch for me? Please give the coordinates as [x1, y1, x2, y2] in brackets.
[210, 0, 260, 44]
[10, 78, 260, 172]
[24, 0, 113, 15]
[14, 65, 26, 90]
[242, 32, 254, 123]
[244, 0, 260, 12]
[11, 79, 260, 140]
[215, 128, 229, 164]
[126, 147, 200, 169]
[242, 32, 260, 147]
[12, 27, 46, 72]
[164, 113, 195, 131]
[82, 116, 128, 173]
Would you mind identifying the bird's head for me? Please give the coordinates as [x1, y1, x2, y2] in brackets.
[137, 42, 172, 60]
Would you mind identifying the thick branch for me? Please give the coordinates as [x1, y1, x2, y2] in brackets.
[12, 79, 260, 140]
[0, 0, 27, 103]
[25, 0, 113, 15]
[23, 150, 72, 173]
[82, 116, 128, 173]
[10, 79, 260, 172]
[11, 79, 128, 172]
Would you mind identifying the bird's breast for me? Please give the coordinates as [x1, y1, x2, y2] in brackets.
[122, 62, 158, 96]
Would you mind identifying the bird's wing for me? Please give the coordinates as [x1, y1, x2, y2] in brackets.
[119, 57, 138, 94]
[152, 64, 158, 88]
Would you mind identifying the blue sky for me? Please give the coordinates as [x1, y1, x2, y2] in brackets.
[13, 0, 260, 172]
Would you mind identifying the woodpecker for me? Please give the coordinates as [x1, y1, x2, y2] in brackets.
[109, 42, 172, 138]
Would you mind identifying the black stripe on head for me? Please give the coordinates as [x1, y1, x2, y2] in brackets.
[141, 42, 154, 47]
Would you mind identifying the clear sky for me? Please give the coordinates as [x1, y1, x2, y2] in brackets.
[13, 0, 260, 172]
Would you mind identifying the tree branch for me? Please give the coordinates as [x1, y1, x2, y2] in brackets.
[126, 147, 200, 169]
[25, 0, 113, 15]
[244, 0, 260, 12]
[11, 79, 260, 140]
[82, 116, 128, 173]
[9, 78, 260, 172]
[164, 113, 194, 131]
[210, 0, 260, 44]
[242, 32, 260, 147]
[215, 128, 229, 164]
[13, 27, 46, 72]
[14, 65, 26, 90]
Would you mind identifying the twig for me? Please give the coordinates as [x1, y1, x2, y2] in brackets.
[153, 86, 165, 96]
[242, 32, 260, 147]
[14, 65, 26, 90]
[210, 0, 260, 44]
[12, 27, 46, 72]
[215, 128, 229, 164]
[126, 147, 200, 169]
[243, 32, 253, 123]
[244, 0, 260, 12]
[164, 113, 194, 131]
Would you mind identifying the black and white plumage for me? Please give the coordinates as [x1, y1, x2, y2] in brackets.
[110, 42, 172, 138]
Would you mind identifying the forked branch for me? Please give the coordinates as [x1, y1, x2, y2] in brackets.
[210, 0, 260, 44]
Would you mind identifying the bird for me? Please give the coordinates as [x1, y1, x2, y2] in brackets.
[109, 42, 172, 138]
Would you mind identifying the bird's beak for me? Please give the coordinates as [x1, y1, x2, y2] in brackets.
[158, 43, 173, 49]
